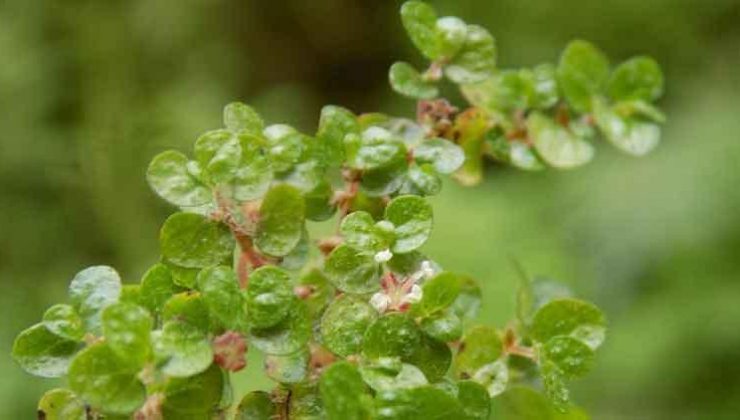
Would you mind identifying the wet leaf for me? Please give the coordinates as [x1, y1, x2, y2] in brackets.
[12, 324, 80, 378]
[160, 212, 234, 268]
[321, 295, 378, 357]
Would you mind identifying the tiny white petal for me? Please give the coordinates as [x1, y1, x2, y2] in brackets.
[374, 249, 393, 263]
[403, 284, 423, 304]
[370, 293, 391, 313]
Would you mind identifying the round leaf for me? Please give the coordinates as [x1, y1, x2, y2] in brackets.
[68, 343, 146, 415]
[420, 310, 463, 342]
[445, 25, 497, 84]
[12, 324, 80, 378]
[236, 391, 277, 420]
[360, 363, 428, 392]
[324, 244, 381, 294]
[594, 100, 661, 156]
[246, 265, 294, 329]
[42, 304, 84, 341]
[255, 184, 305, 257]
[607, 56, 664, 102]
[542, 336, 595, 379]
[102, 302, 153, 368]
[197, 266, 246, 331]
[162, 364, 224, 419]
[401, 164, 442, 196]
[340, 211, 392, 254]
[457, 380, 491, 420]
[146, 150, 212, 207]
[451, 275, 482, 321]
[415, 271, 461, 316]
[389, 62, 439, 100]
[38, 388, 86, 420]
[317, 105, 358, 166]
[406, 335, 452, 382]
[454, 325, 503, 377]
[68, 265, 122, 334]
[139, 263, 179, 316]
[528, 113, 594, 169]
[400, 1, 439, 59]
[319, 361, 372, 420]
[223, 102, 264, 135]
[413, 138, 465, 174]
[385, 195, 433, 253]
[162, 292, 210, 332]
[530, 298, 606, 344]
[160, 212, 234, 268]
[435, 16, 467, 58]
[153, 320, 213, 377]
[248, 300, 311, 355]
[363, 313, 422, 360]
[321, 295, 378, 357]
[375, 385, 463, 420]
[194, 129, 242, 184]
[557, 40, 610, 113]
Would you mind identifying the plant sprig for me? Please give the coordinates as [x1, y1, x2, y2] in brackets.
[13, 1, 665, 419]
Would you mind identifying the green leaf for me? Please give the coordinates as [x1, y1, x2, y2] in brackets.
[317, 105, 359, 166]
[146, 150, 212, 207]
[530, 298, 606, 346]
[510, 142, 546, 171]
[451, 275, 482, 321]
[528, 113, 594, 169]
[255, 184, 306, 257]
[102, 302, 153, 368]
[340, 211, 394, 254]
[162, 364, 224, 419]
[406, 335, 452, 382]
[530, 63, 560, 110]
[454, 325, 503, 377]
[451, 109, 489, 185]
[194, 129, 242, 184]
[594, 99, 661, 156]
[375, 385, 463, 420]
[321, 295, 378, 357]
[401, 163, 442, 196]
[68, 343, 145, 415]
[224, 102, 264, 135]
[139, 263, 179, 316]
[246, 265, 294, 329]
[12, 324, 80, 378]
[613, 99, 666, 123]
[290, 383, 325, 419]
[68, 265, 122, 334]
[360, 154, 409, 197]
[400, 1, 439, 60]
[197, 266, 246, 331]
[458, 380, 491, 420]
[420, 310, 463, 342]
[435, 16, 468, 58]
[153, 320, 213, 377]
[413, 138, 465, 174]
[164, 261, 200, 289]
[42, 304, 84, 341]
[346, 128, 407, 171]
[360, 363, 428, 392]
[120, 284, 141, 306]
[414, 272, 461, 316]
[304, 180, 337, 222]
[389, 62, 439, 100]
[445, 25, 497, 84]
[162, 291, 211, 332]
[231, 135, 273, 201]
[385, 195, 433, 253]
[236, 391, 277, 420]
[607, 56, 664, 102]
[489, 386, 553, 420]
[263, 124, 306, 173]
[541, 360, 570, 410]
[248, 300, 311, 355]
[264, 347, 309, 384]
[160, 212, 234, 268]
[363, 313, 422, 360]
[471, 360, 509, 397]
[38, 388, 86, 420]
[557, 40, 610, 113]
[319, 361, 372, 420]
[324, 244, 381, 294]
[542, 336, 595, 379]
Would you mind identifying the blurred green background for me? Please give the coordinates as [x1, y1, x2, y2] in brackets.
[2, 0, 739, 418]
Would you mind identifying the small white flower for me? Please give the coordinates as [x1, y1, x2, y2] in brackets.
[402, 284, 423, 304]
[370, 292, 391, 313]
[374, 249, 393, 263]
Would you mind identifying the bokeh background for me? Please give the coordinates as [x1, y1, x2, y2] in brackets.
[2, 0, 739, 418]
